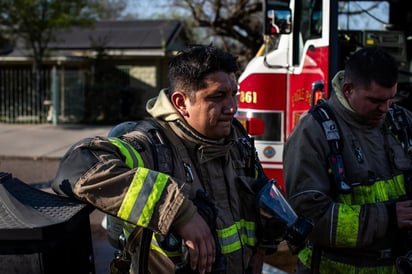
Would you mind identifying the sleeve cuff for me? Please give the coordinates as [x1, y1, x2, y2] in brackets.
[172, 198, 197, 230]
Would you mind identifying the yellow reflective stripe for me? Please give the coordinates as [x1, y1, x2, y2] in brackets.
[335, 204, 360, 247]
[297, 248, 312, 269]
[118, 168, 168, 227]
[120, 223, 178, 258]
[298, 247, 397, 273]
[150, 243, 182, 258]
[216, 220, 256, 254]
[240, 220, 256, 246]
[118, 168, 148, 220]
[122, 222, 135, 237]
[338, 174, 406, 204]
[140, 172, 168, 226]
[109, 136, 175, 257]
[331, 174, 406, 248]
[120, 223, 176, 257]
[217, 224, 239, 254]
[150, 242, 166, 255]
[334, 174, 406, 247]
[150, 235, 168, 256]
[109, 137, 143, 168]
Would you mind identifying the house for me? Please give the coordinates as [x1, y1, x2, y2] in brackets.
[0, 20, 189, 123]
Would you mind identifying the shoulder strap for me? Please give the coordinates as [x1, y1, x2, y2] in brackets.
[309, 103, 352, 193]
[309, 103, 341, 153]
[153, 120, 199, 189]
[109, 118, 174, 174]
[387, 104, 412, 156]
[136, 118, 174, 174]
[232, 118, 259, 178]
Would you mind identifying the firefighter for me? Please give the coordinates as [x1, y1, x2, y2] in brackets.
[52, 45, 278, 274]
[283, 46, 412, 273]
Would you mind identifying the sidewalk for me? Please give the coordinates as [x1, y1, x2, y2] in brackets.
[0, 123, 113, 184]
[0, 123, 115, 274]
[0, 123, 113, 159]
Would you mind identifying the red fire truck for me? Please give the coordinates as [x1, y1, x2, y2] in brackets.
[237, 0, 412, 191]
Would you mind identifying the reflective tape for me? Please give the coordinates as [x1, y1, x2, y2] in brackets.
[109, 137, 143, 168]
[118, 168, 168, 227]
[297, 174, 407, 272]
[335, 204, 360, 246]
[217, 219, 256, 254]
[298, 247, 397, 273]
[338, 174, 406, 205]
[334, 174, 406, 246]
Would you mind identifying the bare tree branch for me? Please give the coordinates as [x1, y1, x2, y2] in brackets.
[174, 0, 264, 68]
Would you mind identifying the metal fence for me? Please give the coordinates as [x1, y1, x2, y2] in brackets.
[0, 63, 160, 124]
[0, 67, 87, 124]
[0, 67, 51, 123]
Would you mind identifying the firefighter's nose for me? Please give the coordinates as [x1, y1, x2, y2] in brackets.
[224, 98, 237, 114]
[378, 100, 391, 113]
[223, 106, 236, 115]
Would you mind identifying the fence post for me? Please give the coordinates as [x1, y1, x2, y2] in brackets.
[51, 66, 60, 125]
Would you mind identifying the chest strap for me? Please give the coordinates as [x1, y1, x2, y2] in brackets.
[387, 104, 412, 156]
[309, 103, 352, 193]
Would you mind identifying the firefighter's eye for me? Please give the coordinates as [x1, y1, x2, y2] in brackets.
[369, 98, 391, 104]
[211, 94, 224, 99]
[209, 92, 226, 100]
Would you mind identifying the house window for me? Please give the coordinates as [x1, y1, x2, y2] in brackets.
[129, 66, 157, 88]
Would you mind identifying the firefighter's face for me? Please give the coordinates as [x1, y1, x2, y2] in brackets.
[172, 71, 238, 140]
[344, 80, 397, 126]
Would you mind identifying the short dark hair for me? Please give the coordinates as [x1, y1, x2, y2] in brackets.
[168, 45, 239, 97]
[344, 46, 398, 89]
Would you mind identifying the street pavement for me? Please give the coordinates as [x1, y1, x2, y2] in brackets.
[0, 122, 291, 274]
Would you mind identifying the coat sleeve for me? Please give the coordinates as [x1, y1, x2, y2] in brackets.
[52, 135, 196, 235]
[283, 114, 389, 248]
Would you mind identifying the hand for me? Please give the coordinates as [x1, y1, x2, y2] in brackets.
[396, 200, 412, 228]
[247, 250, 265, 274]
[175, 212, 216, 274]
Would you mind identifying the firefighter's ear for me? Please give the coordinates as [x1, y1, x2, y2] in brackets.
[342, 83, 353, 97]
[171, 91, 189, 117]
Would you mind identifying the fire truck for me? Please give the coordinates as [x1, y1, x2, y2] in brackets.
[237, 0, 412, 191]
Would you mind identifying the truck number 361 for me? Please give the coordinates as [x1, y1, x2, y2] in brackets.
[239, 91, 257, 104]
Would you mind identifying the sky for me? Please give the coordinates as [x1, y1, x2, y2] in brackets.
[123, 0, 389, 31]
[123, 0, 172, 18]
[338, 1, 389, 30]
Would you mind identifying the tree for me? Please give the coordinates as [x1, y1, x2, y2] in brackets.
[1, 0, 103, 69]
[171, 0, 264, 69]
[94, 0, 128, 20]
[115, 0, 264, 68]
[0, 0, 102, 112]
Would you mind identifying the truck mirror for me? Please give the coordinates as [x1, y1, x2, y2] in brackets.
[264, 3, 292, 35]
[311, 80, 325, 106]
